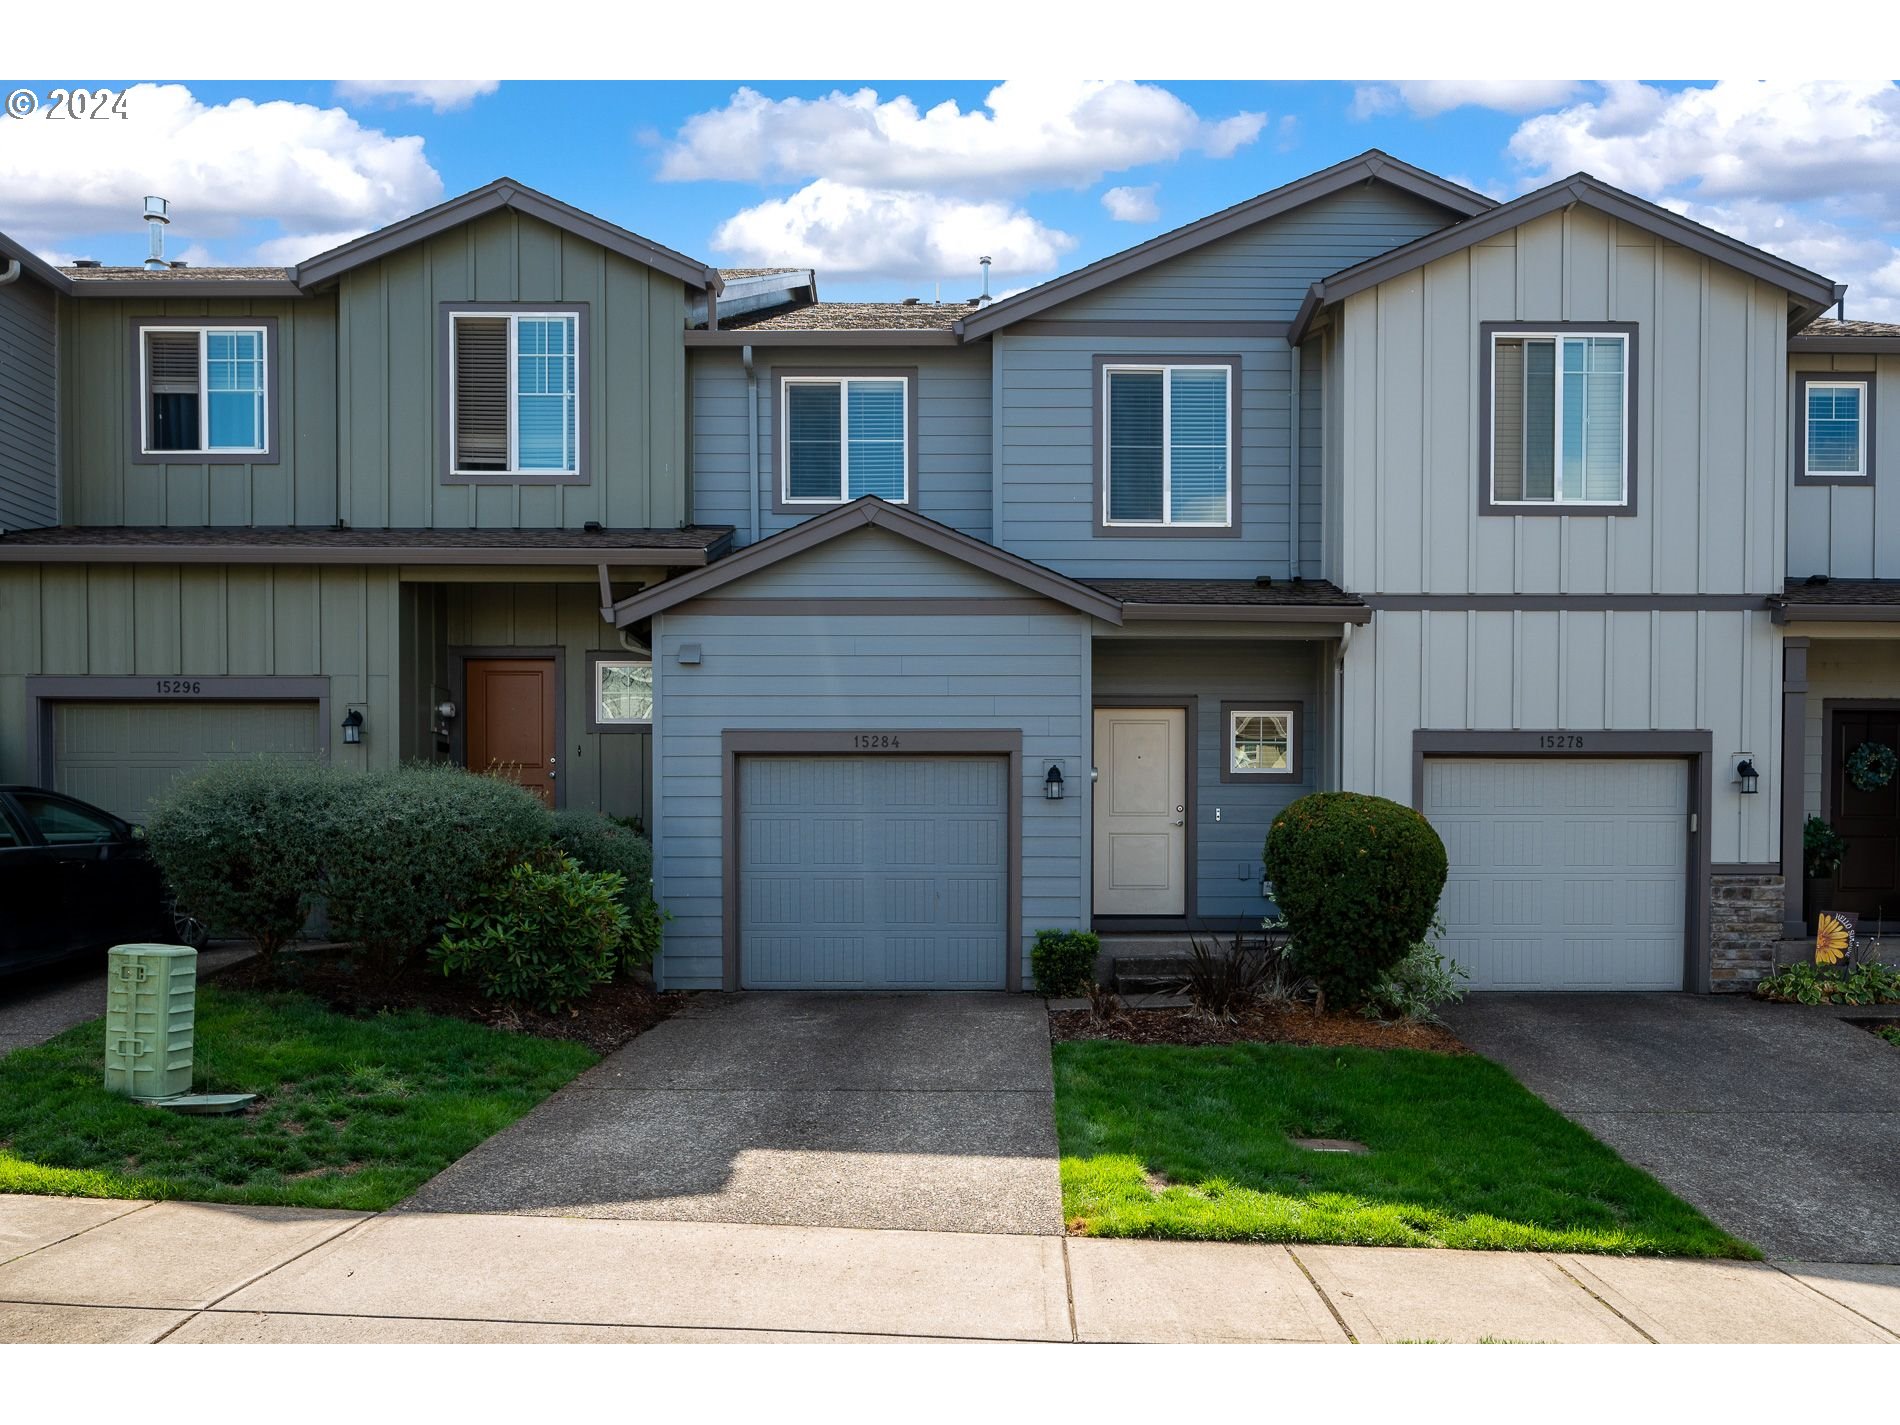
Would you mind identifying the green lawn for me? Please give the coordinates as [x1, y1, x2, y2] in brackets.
[0, 986, 595, 1211]
[1054, 1040, 1754, 1257]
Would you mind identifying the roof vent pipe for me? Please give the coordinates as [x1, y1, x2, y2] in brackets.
[73, 258, 101, 269]
[142, 195, 170, 271]
[978, 255, 992, 306]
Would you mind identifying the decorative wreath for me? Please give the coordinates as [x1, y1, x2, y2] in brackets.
[1848, 740, 1899, 792]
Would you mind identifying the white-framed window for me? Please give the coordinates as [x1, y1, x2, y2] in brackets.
[139, 325, 268, 454]
[1228, 709, 1293, 776]
[594, 657, 653, 727]
[1488, 330, 1630, 507]
[450, 311, 580, 476]
[781, 376, 909, 504]
[1805, 380, 1869, 478]
[1102, 363, 1232, 527]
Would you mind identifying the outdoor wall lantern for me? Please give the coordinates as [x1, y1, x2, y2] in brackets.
[1735, 757, 1759, 794]
[1044, 764, 1065, 800]
[341, 708, 365, 746]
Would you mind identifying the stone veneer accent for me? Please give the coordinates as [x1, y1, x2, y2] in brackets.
[1710, 872, 1786, 991]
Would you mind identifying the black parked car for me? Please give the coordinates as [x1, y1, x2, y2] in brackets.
[0, 786, 189, 977]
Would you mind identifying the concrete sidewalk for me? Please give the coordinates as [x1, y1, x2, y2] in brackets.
[2, 1195, 1897, 1344]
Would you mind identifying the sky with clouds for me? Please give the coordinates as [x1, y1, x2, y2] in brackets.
[4, 79, 1897, 317]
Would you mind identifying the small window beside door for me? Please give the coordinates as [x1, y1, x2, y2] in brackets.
[135, 322, 276, 462]
[443, 306, 589, 483]
[591, 655, 653, 729]
[1219, 702, 1301, 784]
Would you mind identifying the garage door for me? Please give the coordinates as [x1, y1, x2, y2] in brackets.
[51, 701, 323, 821]
[738, 756, 1008, 989]
[1424, 758, 1688, 991]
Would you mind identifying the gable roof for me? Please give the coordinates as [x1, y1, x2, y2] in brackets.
[601, 496, 1125, 627]
[294, 177, 720, 292]
[957, 150, 1494, 341]
[0, 233, 72, 292]
[1287, 172, 1841, 345]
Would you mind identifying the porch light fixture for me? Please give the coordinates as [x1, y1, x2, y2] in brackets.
[1735, 758, 1759, 794]
[1044, 764, 1065, 800]
[341, 708, 365, 746]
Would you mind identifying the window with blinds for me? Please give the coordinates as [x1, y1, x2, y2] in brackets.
[781, 377, 909, 503]
[1806, 381, 1868, 477]
[1490, 331, 1628, 505]
[141, 326, 267, 454]
[450, 312, 579, 476]
[1103, 364, 1231, 526]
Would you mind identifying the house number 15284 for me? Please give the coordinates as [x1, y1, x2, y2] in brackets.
[852, 734, 901, 750]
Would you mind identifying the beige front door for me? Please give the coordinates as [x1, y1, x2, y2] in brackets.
[1092, 707, 1187, 916]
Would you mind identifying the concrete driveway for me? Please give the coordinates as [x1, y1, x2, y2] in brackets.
[1445, 994, 1900, 1263]
[401, 993, 1063, 1236]
[0, 945, 253, 1059]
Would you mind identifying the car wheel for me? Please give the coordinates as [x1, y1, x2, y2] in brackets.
[168, 900, 211, 951]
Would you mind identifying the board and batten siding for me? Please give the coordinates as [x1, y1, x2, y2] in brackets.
[1336, 207, 1789, 597]
[650, 527, 1093, 990]
[58, 294, 336, 527]
[0, 561, 397, 782]
[688, 344, 993, 545]
[1787, 353, 1900, 577]
[0, 276, 58, 529]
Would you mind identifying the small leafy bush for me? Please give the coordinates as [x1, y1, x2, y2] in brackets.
[550, 808, 664, 970]
[1174, 929, 1276, 1021]
[1265, 791, 1450, 1011]
[145, 758, 332, 969]
[323, 764, 551, 972]
[1032, 929, 1101, 998]
[1805, 816, 1847, 881]
[1361, 916, 1470, 1022]
[1876, 1025, 1900, 1049]
[433, 851, 629, 1011]
[1756, 958, 1900, 1006]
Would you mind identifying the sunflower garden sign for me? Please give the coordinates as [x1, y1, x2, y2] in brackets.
[1815, 910, 1858, 968]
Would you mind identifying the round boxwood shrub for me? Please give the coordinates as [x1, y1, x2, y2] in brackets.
[433, 850, 628, 1011]
[145, 757, 333, 969]
[1264, 792, 1449, 1010]
[550, 808, 664, 970]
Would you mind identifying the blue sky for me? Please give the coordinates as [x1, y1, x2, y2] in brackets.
[4, 79, 1898, 315]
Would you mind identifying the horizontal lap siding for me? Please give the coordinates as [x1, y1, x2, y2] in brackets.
[0, 279, 57, 529]
[709, 525, 1029, 599]
[1788, 353, 1899, 577]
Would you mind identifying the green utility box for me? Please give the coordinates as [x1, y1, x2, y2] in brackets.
[104, 944, 198, 1101]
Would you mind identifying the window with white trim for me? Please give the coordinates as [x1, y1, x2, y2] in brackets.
[1805, 380, 1869, 478]
[1228, 709, 1293, 776]
[594, 657, 652, 726]
[781, 376, 908, 504]
[139, 325, 268, 454]
[1488, 330, 1629, 506]
[450, 312, 580, 476]
[1103, 363, 1232, 526]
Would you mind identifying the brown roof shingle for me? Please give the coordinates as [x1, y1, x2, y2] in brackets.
[719, 300, 970, 332]
[1800, 317, 1900, 338]
[1084, 577, 1364, 608]
[0, 524, 734, 566]
[62, 265, 294, 282]
[1778, 577, 1900, 608]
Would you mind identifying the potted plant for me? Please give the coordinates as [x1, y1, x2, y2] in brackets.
[1804, 815, 1848, 931]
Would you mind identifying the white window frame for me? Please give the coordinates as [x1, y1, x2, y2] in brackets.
[1101, 362, 1233, 528]
[1487, 329, 1631, 508]
[138, 323, 269, 456]
[1227, 708, 1294, 777]
[1804, 379, 1870, 479]
[449, 311, 580, 478]
[593, 656, 653, 727]
[778, 375, 910, 506]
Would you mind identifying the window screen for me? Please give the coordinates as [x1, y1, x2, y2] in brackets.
[146, 331, 201, 452]
[1491, 332, 1626, 505]
[1807, 383, 1866, 476]
[1104, 365, 1230, 526]
[453, 317, 510, 472]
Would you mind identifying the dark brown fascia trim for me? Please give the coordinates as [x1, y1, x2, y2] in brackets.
[126, 316, 283, 467]
[0, 232, 73, 292]
[1091, 353, 1245, 540]
[767, 366, 919, 515]
[719, 728, 1025, 992]
[1313, 175, 1837, 312]
[1477, 320, 1640, 518]
[685, 328, 959, 347]
[1117, 603, 1371, 624]
[295, 177, 717, 292]
[1217, 699, 1304, 785]
[605, 496, 1124, 627]
[437, 302, 593, 487]
[1792, 369, 1877, 487]
[960, 150, 1492, 340]
[1712, 863, 1782, 877]
[674, 597, 1060, 618]
[1771, 602, 1900, 625]
[0, 542, 720, 567]
[1789, 335, 1900, 353]
[74, 278, 306, 298]
[1286, 285, 1326, 347]
[1367, 593, 1768, 612]
[1008, 320, 1291, 339]
[1412, 727, 1715, 994]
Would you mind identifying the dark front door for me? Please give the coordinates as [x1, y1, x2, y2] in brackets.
[1830, 706, 1900, 922]
[466, 658, 559, 806]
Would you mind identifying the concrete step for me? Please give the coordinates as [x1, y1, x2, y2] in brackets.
[1101, 933, 1290, 994]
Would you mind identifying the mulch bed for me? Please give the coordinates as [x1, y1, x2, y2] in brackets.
[1049, 1001, 1469, 1054]
[214, 947, 679, 1056]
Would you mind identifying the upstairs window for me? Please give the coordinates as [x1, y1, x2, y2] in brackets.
[1102, 363, 1233, 528]
[139, 325, 268, 456]
[780, 375, 909, 504]
[1804, 379, 1871, 480]
[449, 311, 581, 478]
[1485, 328, 1633, 511]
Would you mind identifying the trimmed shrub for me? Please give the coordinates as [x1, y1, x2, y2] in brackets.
[322, 764, 551, 972]
[1032, 928, 1101, 998]
[1361, 916, 1469, 1022]
[1264, 791, 1449, 1010]
[550, 808, 664, 969]
[433, 850, 628, 1011]
[145, 757, 331, 969]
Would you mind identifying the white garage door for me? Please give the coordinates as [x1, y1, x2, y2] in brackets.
[1424, 757, 1688, 991]
[52, 701, 323, 821]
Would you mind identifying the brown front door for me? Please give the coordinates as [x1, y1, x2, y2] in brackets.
[1829, 706, 1900, 922]
[466, 658, 558, 806]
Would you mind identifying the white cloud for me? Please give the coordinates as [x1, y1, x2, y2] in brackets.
[251, 229, 380, 267]
[0, 83, 441, 256]
[1662, 196, 1900, 320]
[661, 81, 1266, 192]
[1101, 184, 1160, 223]
[334, 81, 499, 113]
[710, 179, 1076, 284]
[1351, 81, 1588, 121]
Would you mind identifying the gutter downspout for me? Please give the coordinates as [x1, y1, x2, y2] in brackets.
[1288, 343, 1301, 579]
[0, 260, 21, 286]
[1333, 621, 1353, 791]
[742, 343, 760, 548]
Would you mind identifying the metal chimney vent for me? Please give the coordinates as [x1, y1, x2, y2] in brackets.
[978, 255, 993, 306]
[143, 195, 170, 271]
